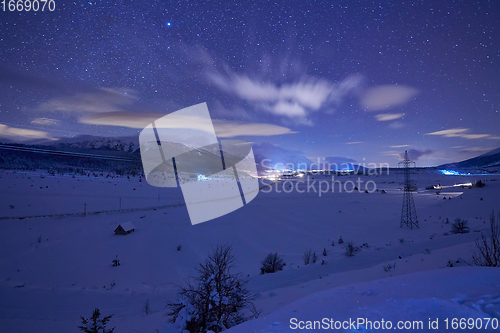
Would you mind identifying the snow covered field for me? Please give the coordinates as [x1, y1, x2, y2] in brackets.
[0, 169, 499, 332]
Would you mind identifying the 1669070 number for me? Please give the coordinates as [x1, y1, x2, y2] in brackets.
[2, 0, 55, 12]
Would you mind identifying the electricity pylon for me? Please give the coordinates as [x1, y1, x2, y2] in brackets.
[399, 150, 419, 229]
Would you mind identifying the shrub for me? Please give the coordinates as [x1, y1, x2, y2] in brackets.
[345, 242, 358, 257]
[78, 308, 115, 333]
[166, 245, 255, 333]
[142, 298, 151, 316]
[303, 249, 312, 265]
[338, 236, 344, 244]
[472, 211, 500, 267]
[383, 262, 396, 272]
[323, 248, 327, 256]
[451, 218, 470, 234]
[260, 252, 284, 274]
[312, 251, 317, 263]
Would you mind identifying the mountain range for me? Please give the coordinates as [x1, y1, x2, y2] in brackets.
[1, 135, 499, 172]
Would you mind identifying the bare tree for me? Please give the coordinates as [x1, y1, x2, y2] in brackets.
[260, 252, 284, 274]
[166, 245, 255, 333]
[451, 218, 470, 234]
[472, 211, 500, 267]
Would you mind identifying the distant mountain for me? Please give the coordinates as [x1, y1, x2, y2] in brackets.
[47, 135, 140, 153]
[1, 135, 376, 174]
[0, 135, 143, 175]
[438, 147, 500, 169]
[252, 142, 312, 171]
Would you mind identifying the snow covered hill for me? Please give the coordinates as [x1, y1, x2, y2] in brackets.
[438, 147, 500, 170]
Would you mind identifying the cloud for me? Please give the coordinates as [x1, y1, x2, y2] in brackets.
[184, 46, 365, 124]
[427, 128, 469, 137]
[31, 118, 61, 126]
[267, 101, 307, 117]
[452, 146, 493, 153]
[426, 128, 495, 140]
[461, 134, 490, 139]
[391, 144, 410, 148]
[346, 141, 364, 145]
[399, 149, 434, 161]
[80, 111, 295, 137]
[39, 88, 137, 113]
[212, 120, 295, 137]
[360, 85, 419, 111]
[375, 113, 405, 121]
[80, 111, 156, 128]
[211, 101, 254, 121]
[381, 150, 402, 158]
[0, 123, 56, 141]
[207, 68, 362, 122]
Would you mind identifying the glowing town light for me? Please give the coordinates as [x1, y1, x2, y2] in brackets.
[440, 170, 460, 175]
[197, 174, 210, 181]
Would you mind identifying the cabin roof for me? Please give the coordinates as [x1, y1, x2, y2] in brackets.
[117, 221, 135, 232]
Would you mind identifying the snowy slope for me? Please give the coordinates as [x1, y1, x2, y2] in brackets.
[438, 147, 500, 169]
[0, 169, 499, 332]
[225, 267, 500, 333]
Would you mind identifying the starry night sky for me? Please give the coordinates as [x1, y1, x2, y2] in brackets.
[0, 0, 499, 166]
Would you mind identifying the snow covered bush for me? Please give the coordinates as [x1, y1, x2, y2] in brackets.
[260, 252, 284, 274]
[472, 211, 500, 267]
[451, 218, 470, 234]
[166, 245, 255, 333]
[78, 308, 115, 333]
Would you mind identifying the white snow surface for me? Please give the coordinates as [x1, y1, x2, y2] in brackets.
[225, 267, 500, 333]
[118, 221, 135, 232]
[0, 169, 499, 332]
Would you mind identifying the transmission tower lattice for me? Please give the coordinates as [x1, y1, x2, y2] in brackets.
[398, 150, 419, 229]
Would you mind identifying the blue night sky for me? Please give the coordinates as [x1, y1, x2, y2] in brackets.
[0, 0, 498, 166]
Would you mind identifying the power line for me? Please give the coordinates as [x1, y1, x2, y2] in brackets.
[0, 144, 138, 162]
